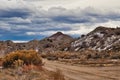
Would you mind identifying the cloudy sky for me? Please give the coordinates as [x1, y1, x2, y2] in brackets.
[0, 0, 120, 41]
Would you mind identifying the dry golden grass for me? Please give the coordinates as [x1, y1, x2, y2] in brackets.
[0, 50, 67, 80]
[0, 58, 3, 66]
[41, 50, 120, 67]
[50, 69, 65, 80]
[3, 50, 42, 68]
[0, 67, 66, 80]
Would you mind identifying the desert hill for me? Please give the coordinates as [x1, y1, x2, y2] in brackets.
[70, 26, 120, 52]
[0, 32, 74, 55]
[1, 26, 120, 55]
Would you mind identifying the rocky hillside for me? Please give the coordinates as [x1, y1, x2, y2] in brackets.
[38, 32, 74, 52]
[1, 26, 120, 55]
[0, 32, 74, 55]
[71, 26, 120, 52]
[0, 40, 28, 55]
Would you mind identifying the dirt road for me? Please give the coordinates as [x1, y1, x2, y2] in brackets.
[43, 59, 120, 80]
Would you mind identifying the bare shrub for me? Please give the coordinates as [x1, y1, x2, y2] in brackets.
[51, 69, 65, 80]
[3, 50, 42, 68]
[0, 58, 3, 66]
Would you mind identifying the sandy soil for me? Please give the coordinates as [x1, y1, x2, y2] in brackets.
[43, 59, 120, 80]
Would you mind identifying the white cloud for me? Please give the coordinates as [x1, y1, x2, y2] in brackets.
[0, 0, 120, 40]
[26, 32, 36, 35]
[1, 0, 120, 10]
[0, 22, 11, 31]
[26, 31, 57, 36]
[23, 0, 120, 10]
[13, 40, 28, 43]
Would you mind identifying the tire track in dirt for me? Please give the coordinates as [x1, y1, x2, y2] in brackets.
[43, 59, 120, 80]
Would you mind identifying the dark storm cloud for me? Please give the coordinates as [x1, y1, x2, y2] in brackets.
[0, 6, 120, 41]
[0, 9, 31, 18]
[51, 16, 90, 24]
[37, 7, 120, 24]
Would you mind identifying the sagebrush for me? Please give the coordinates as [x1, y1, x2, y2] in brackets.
[3, 50, 42, 68]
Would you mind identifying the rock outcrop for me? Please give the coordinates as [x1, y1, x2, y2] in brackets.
[71, 26, 120, 52]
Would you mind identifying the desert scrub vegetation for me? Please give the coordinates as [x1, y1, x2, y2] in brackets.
[2, 50, 42, 68]
[41, 51, 80, 60]
[0, 50, 67, 80]
[41, 50, 120, 67]
[50, 69, 65, 80]
[41, 50, 120, 60]
[0, 68, 67, 80]
[0, 58, 3, 66]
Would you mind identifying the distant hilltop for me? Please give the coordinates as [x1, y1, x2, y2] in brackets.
[0, 31, 74, 54]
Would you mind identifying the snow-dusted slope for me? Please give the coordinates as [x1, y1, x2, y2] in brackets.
[71, 26, 120, 51]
